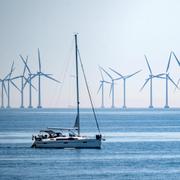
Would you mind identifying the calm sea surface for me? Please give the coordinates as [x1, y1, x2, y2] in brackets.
[1, 108, 180, 180]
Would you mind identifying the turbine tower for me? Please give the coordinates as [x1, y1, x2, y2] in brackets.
[109, 68, 141, 108]
[0, 77, 8, 108]
[35, 49, 60, 108]
[100, 67, 119, 108]
[140, 55, 164, 108]
[97, 67, 111, 108]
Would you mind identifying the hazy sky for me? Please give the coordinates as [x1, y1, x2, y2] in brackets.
[0, 0, 180, 108]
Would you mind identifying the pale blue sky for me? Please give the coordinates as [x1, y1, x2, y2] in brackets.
[0, 0, 180, 108]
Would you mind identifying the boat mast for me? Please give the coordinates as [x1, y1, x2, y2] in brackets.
[75, 34, 80, 136]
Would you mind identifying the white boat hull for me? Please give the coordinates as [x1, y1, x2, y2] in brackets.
[32, 137, 101, 149]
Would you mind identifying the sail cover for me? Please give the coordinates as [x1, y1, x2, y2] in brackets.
[74, 115, 79, 129]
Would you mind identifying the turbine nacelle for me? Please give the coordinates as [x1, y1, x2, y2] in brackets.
[140, 74, 165, 91]
[109, 67, 142, 80]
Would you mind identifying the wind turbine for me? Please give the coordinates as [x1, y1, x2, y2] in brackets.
[35, 48, 60, 108]
[109, 68, 141, 108]
[100, 67, 119, 108]
[5, 62, 20, 108]
[140, 55, 164, 108]
[1, 64, 19, 109]
[20, 55, 36, 108]
[97, 67, 111, 108]
[10, 58, 28, 108]
[161, 52, 179, 108]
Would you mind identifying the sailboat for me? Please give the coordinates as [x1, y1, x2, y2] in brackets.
[31, 34, 102, 149]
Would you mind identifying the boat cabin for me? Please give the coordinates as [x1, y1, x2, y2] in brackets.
[32, 128, 78, 141]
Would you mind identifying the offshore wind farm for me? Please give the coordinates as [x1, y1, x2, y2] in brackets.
[0, 50, 180, 109]
[0, 49, 60, 109]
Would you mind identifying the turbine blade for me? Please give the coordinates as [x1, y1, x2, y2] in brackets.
[30, 74, 37, 80]
[31, 84, 37, 91]
[11, 61, 14, 71]
[100, 67, 113, 79]
[10, 76, 22, 80]
[126, 70, 142, 79]
[10, 80, 21, 92]
[140, 78, 150, 91]
[98, 66, 104, 81]
[23, 77, 37, 91]
[177, 78, 180, 87]
[114, 77, 122, 80]
[97, 83, 102, 94]
[166, 52, 172, 72]
[9, 61, 15, 77]
[109, 67, 123, 78]
[22, 56, 28, 76]
[23, 76, 30, 89]
[103, 80, 111, 84]
[152, 74, 166, 79]
[153, 76, 165, 79]
[2, 82, 7, 96]
[6, 62, 15, 79]
[154, 73, 165, 77]
[109, 84, 113, 97]
[20, 55, 31, 74]
[42, 73, 61, 83]
[23, 78, 28, 90]
[144, 55, 152, 74]
[38, 48, 41, 72]
[174, 78, 180, 92]
[22, 77, 29, 90]
[172, 51, 180, 66]
[168, 75, 179, 89]
[4, 72, 11, 80]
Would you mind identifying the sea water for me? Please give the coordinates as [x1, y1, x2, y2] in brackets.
[1, 108, 180, 180]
